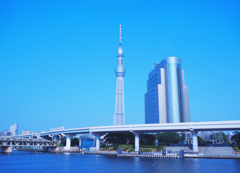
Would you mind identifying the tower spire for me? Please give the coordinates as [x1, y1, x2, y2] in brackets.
[119, 24, 122, 45]
[114, 24, 126, 126]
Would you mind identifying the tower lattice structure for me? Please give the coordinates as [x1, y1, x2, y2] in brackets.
[114, 24, 126, 125]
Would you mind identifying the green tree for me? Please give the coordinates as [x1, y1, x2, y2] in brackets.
[113, 143, 119, 150]
[222, 132, 228, 142]
[71, 138, 79, 146]
[60, 137, 66, 146]
[155, 132, 183, 145]
[104, 133, 134, 145]
[140, 134, 155, 145]
[197, 136, 204, 143]
[232, 131, 240, 147]
[101, 143, 106, 148]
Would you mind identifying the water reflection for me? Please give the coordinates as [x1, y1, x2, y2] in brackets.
[0, 153, 240, 173]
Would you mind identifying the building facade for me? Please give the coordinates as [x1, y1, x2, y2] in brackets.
[22, 131, 33, 135]
[145, 56, 190, 124]
[10, 124, 18, 136]
[227, 132, 233, 143]
[0, 130, 12, 137]
[113, 25, 126, 125]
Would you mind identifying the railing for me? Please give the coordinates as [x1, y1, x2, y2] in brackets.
[0, 137, 59, 147]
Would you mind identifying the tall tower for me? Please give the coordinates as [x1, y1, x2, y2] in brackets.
[114, 24, 126, 125]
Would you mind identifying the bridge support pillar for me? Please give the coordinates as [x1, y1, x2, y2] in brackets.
[132, 132, 142, 152]
[92, 133, 100, 151]
[52, 147, 59, 152]
[92, 133, 105, 151]
[190, 129, 198, 152]
[135, 134, 139, 152]
[66, 136, 72, 149]
[63, 134, 75, 150]
[1, 146, 12, 153]
[79, 139, 82, 148]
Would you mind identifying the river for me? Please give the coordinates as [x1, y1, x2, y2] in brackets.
[0, 151, 240, 173]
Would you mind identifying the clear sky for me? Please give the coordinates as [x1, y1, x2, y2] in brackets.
[0, 0, 240, 133]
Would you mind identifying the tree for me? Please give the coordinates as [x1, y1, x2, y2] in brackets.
[113, 143, 119, 150]
[60, 137, 66, 146]
[232, 131, 240, 147]
[155, 132, 183, 145]
[101, 143, 106, 148]
[71, 138, 79, 146]
[140, 134, 155, 145]
[222, 132, 228, 142]
[197, 136, 204, 143]
[104, 133, 134, 145]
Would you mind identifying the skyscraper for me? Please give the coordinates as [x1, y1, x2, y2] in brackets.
[145, 56, 190, 124]
[10, 124, 18, 136]
[114, 25, 126, 125]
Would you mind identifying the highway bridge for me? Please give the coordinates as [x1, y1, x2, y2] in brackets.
[6, 120, 240, 153]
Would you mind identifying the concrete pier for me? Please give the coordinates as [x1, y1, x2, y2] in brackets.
[131, 132, 142, 152]
[1, 146, 12, 153]
[134, 133, 139, 152]
[191, 129, 198, 152]
[92, 133, 100, 151]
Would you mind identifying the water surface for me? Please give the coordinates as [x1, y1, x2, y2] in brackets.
[0, 151, 240, 173]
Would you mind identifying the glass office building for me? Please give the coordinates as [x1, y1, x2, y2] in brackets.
[145, 57, 190, 124]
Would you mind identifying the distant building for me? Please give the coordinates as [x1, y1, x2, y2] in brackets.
[0, 130, 12, 137]
[196, 131, 213, 142]
[203, 131, 212, 142]
[198, 131, 205, 139]
[10, 124, 18, 136]
[0, 132, 4, 137]
[177, 132, 192, 144]
[211, 132, 224, 143]
[184, 132, 192, 144]
[145, 57, 190, 124]
[22, 131, 33, 135]
[227, 132, 233, 143]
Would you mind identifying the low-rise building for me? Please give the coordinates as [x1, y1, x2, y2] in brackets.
[0, 130, 12, 137]
[22, 131, 33, 135]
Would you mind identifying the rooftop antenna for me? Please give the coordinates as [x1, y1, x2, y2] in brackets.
[119, 24, 122, 45]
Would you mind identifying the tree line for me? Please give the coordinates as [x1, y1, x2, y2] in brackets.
[58, 131, 240, 148]
[104, 132, 184, 146]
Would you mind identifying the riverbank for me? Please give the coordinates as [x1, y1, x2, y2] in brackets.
[13, 147, 82, 153]
[84, 150, 240, 159]
[186, 154, 240, 159]
[10, 147, 240, 159]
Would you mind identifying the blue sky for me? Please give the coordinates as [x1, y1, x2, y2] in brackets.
[0, 0, 240, 133]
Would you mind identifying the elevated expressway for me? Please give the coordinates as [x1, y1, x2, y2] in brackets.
[12, 121, 240, 152]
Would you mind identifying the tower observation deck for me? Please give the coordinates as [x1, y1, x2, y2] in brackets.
[114, 24, 126, 125]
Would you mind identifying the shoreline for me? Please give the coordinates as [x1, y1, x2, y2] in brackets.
[8, 149, 240, 159]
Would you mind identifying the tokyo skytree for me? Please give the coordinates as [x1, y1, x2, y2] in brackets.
[113, 24, 126, 125]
